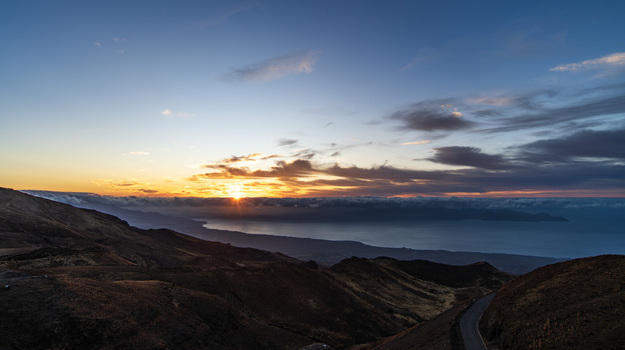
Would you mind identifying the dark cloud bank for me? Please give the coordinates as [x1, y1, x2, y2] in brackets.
[23, 190, 625, 226]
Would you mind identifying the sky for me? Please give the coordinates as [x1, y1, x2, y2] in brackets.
[1, 0, 625, 198]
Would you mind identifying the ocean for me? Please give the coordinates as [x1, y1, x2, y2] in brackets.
[200, 206, 625, 259]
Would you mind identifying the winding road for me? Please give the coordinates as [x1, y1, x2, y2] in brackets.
[460, 293, 495, 350]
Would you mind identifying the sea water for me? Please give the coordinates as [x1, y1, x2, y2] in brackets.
[201, 208, 625, 259]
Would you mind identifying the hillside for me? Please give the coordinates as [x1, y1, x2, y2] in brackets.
[0, 187, 511, 349]
[481, 255, 625, 349]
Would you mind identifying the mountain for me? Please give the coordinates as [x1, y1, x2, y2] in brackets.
[0, 187, 512, 349]
[481, 255, 625, 349]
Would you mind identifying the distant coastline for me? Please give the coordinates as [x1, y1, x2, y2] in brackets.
[20, 190, 625, 273]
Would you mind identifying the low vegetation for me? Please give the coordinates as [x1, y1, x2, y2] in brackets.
[481, 255, 625, 349]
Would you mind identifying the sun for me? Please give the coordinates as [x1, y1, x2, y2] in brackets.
[227, 183, 245, 200]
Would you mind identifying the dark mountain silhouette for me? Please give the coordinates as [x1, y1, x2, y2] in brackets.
[481, 255, 625, 349]
[0, 187, 513, 349]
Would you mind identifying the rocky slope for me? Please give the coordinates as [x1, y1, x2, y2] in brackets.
[481, 255, 625, 349]
[0, 187, 511, 349]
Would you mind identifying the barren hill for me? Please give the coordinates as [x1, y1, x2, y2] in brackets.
[0, 188, 511, 349]
[481, 255, 625, 349]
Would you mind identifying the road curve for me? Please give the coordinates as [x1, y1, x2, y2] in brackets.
[460, 293, 495, 350]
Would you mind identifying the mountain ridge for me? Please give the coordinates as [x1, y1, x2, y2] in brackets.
[0, 187, 512, 349]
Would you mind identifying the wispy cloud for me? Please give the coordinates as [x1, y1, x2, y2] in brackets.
[470, 96, 516, 106]
[160, 109, 196, 119]
[400, 47, 441, 71]
[278, 138, 298, 147]
[550, 52, 625, 72]
[223, 51, 320, 83]
[401, 140, 431, 145]
[479, 93, 625, 133]
[129, 151, 150, 156]
[199, 4, 255, 27]
[220, 153, 282, 164]
[94, 179, 141, 188]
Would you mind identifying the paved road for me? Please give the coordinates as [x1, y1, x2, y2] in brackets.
[460, 293, 495, 350]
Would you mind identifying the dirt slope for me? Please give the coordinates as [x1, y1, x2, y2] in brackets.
[481, 255, 625, 349]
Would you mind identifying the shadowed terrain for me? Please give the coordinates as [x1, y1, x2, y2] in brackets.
[481, 255, 625, 349]
[0, 187, 512, 349]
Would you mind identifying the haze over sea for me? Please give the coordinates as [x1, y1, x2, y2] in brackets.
[23, 191, 625, 260]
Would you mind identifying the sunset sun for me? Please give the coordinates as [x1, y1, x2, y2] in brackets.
[227, 183, 245, 200]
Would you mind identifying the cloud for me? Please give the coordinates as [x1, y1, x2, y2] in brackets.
[479, 93, 625, 133]
[223, 51, 319, 83]
[428, 146, 510, 170]
[390, 101, 474, 132]
[470, 96, 515, 107]
[471, 90, 558, 113]
[112, 37, 126, 43]
[322, 164, 435, 183]
[220, 153, 282, 164]
[186, 80, 625, 197]
[94, 179, 141, 188]
[198, 4, 254, 27]
[93, 41, 101, 47]
[400, 47, 441, 71]
[195, 159, 315, 180]
[160, 109, 196, 119]
[129, 151, 150, 156]
[187, 152, 625, 196]
[223, 153, 262, 163]
[278, 138, 298, 146]
[520, 127, 625, 162]
[550, 52, 625, 72]
[401, 140, 431, 145]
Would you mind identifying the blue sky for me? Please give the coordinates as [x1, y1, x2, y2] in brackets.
[1, 0, 624, 197]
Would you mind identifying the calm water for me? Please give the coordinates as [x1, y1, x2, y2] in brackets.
[202, 209, 625, 258]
